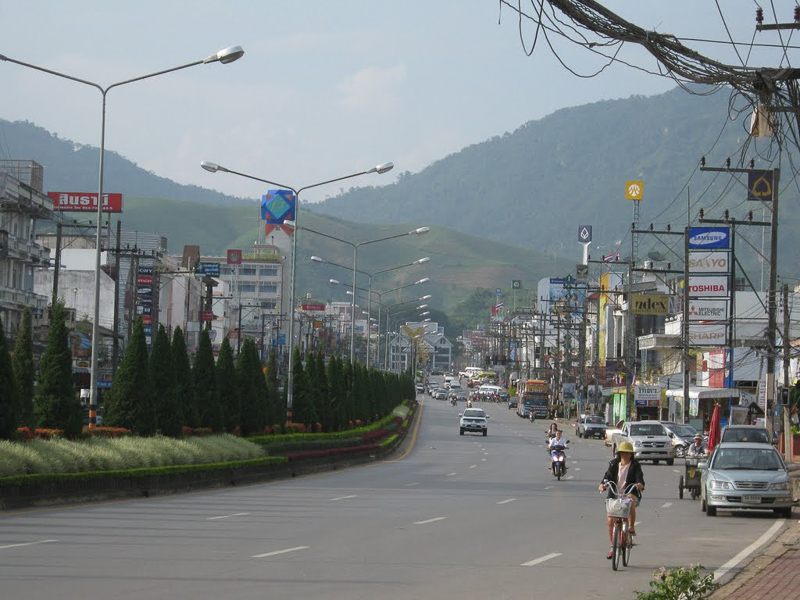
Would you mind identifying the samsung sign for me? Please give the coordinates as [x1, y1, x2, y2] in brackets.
[688, 227, 730, 249]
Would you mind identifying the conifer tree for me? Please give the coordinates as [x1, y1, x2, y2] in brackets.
[312, 352, 330, 430]
[193, 328, 223, 431]
[33, 301, 83, 435]
[0, 315, 19, 439]
[103, 317, 156, 435]
[290, 348, 316, 426]
[265, 348, 282, 428]
[11, 307, 34, 427]
[326, 354, 346, 430]
[216, 337, 239, 432]
[171, 326, 197, 428]
[149, 325, 182, 437]
[237, 338, 266, 434]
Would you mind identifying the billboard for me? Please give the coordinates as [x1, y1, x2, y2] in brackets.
[688, 276, 729, 297]
[547, 277, 587, 313]
[688, 251, 730, 273]
[635, 385, 661, 407]
[47, 192, 123, 213]
[688, 299, 728, 322]
[688, 227, 730, 249]
[688, 323, 727, 346]
[631, 294, 670, 315]
[261, 189, 296, 224]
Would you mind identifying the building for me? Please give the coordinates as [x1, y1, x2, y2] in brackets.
[388, 321, 452, 374]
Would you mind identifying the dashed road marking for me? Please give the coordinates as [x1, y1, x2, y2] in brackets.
[521, 552, 562, 567]
[497, 498, 516, 505]
[0, 539, 58, 550]
[331, 495, 358, 501]
[661, 502, 673, 508]
[207, 512, 250, 520]
[414, 517, 447, 525]
[252, 546, 310, 559]
[404, 482, 420, 487]
[544, 486, 553, 490]
[469, 465, 477, 469]
[446, 472, 457, 477]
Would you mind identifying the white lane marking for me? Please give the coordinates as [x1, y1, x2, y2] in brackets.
[482, 458, 487, 462]
[252, 546, 310, 559]
[575, 468, 581, 471]
[673, 469, 681, 474]
[714, 520, 785, 581]
[544, 486, 553, 490]
[330, 495, 358, 501]
[0, 539, 58, 550]
[497, 498, 516, 505]
[469, 465, 477, 469]
[521, 552, 562, 567]
[446, 472, 457, 477]
[207, 512, 250, 520]
[404, 482, 420, 487]
[566, 475, 574, 480]
[414, 517, 447, 525]
[661, 502, 673, 509]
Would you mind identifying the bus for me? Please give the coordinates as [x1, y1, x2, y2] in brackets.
[516, 379, 550, 419]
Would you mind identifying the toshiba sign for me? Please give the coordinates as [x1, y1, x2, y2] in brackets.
[687, 276, 729, 297]
[47, 192, 123, 213]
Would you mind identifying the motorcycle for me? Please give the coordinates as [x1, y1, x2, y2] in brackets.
[550, 443, 569, 480]
[450, 397, 458, 406]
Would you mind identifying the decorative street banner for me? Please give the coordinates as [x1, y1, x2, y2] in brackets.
[688, 251, 730, 273]
[261, 189, 295, 224]
[688, 227, 730, 249]
[747, 170, 774, 202]
[47, 192, 123, 213]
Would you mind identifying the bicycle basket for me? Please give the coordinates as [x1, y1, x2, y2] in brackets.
[606, 496, 632, 518]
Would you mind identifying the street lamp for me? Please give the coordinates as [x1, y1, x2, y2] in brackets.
[311, 254, 429, 366]
[1, 46, 245, 426]
[298, 225, 429, 365]
[200, 160, 393, 409]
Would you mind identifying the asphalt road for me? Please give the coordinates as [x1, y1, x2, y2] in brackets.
[0, 388, 788, 600]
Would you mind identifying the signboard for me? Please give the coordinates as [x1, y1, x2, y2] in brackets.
[261, 189, 296, 224]
[688, 251, 730, 273]
[196, 262, 221, 277]
[576, 264, 588, 282]
[548, 277, 586, 313]
[47, 192, 123, 213]
[137, 286, 152, 296]
[302, 303, 326, 312]
[137, 266, 154, 276]
[688, 323, 727, 346]
[688, 299, 728, 322]
[688, 227, 730, 250]
[631, 294, 670, 315]
[227, 249, 243, 265]
[747, 170, 774, 202]
[635, 385, 661, 407]
[201, 310, 214, 322]
[142, 315, 153, 325]
[512, 280, 522, 289]
[137, 275, 153, 285]
[578, 225, 592, 243]
[625, 181, 643, 200]
[688, 276, 729, 297]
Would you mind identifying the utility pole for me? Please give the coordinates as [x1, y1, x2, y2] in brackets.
[783, 283, 791, 459]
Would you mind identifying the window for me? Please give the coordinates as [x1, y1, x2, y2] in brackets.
[259, 283, 277, 294]
[240, 267, 257, 276]
[259, 266, 278, 277]
[237, 283, 256, 293]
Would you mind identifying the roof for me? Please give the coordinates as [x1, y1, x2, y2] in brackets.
[665, 386, 741, 400]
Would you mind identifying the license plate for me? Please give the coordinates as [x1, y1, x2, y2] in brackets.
[742, 494, 762, 503]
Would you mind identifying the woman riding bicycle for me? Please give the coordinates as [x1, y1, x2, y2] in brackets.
[598, 440, 644, 559]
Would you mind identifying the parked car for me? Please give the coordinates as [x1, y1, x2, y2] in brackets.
[700, 442, 792, 518]
[507, 395, 518, 409]
[415, 383, 425, 394]
[720, 425, 771, 444]
[459, 407, 489, 436]
[661, 422, 699, 458]
[577, 415, 606, 439]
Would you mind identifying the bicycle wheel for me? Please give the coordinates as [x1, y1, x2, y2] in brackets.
[622, 521, 631, 566]
[611, 521, 621, 571]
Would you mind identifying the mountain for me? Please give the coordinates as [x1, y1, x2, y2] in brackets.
[310, 86, 798, 276]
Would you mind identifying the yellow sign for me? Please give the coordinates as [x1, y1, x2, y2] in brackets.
[625, 180, 643, 201]
[632, 294, 670, 315]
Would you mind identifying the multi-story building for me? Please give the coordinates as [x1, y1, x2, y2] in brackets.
[0, 160, 52, 334]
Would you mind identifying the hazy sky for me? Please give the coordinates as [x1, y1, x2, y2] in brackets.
[0, 1, 783, 203]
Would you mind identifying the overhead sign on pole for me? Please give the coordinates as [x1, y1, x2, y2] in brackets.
[688, 251, 729, 273]
[578, 225, 592, 243]
[688, 227, 730, 250]
[747, 170, 774, 202]
[625, 181, 643, 200]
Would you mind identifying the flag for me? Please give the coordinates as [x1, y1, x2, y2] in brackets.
[602, 252, 620, 262]
[491, 301, 505, 315]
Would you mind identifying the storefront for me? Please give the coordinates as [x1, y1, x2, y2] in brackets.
[665, 387, 741, 432]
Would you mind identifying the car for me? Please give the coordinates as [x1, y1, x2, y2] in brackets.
[577, 415, 606, 439]
[720, 425, 771, 444]
[604, 420, 625, 447]
[699, 442, 792, 518]
[433, 389, 448, 400]
[415, 383, 424, 394]
[611, 420, 675, 464]
[459, 407, 489, 436]
[507, 395, 518, 409]
[455, 390, 469, 403]
[661, 422, 699, 458]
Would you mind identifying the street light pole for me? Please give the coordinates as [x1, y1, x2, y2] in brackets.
[200, 161, 393, 409]
[2, 46, 245, 428]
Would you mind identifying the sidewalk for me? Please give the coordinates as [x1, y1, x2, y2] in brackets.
[709, 520, 800, 600]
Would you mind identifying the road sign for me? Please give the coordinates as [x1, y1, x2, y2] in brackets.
[495, 288, 502, 296]
[512, 280, 522, 289]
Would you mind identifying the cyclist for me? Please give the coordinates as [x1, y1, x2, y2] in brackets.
[686, 433, 707, 457]
[598, 440, 644, 559]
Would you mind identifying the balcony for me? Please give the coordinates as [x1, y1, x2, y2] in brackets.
[0, 173, 54, 219]
[0, 284, 49, 312]
[0, 231, 51, 266]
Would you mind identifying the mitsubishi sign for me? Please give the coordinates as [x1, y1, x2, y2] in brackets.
[47, 192, 123, 213]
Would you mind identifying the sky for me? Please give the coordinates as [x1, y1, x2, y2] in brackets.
[0, 1, 785, 204]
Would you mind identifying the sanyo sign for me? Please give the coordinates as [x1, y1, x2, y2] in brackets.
[688, 251, 729, 273]
[688, 227, 730, 249]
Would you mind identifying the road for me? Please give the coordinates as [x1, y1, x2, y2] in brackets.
[0, 388, 787, 600]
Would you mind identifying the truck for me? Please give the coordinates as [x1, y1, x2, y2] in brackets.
[610, 420, 675, 465]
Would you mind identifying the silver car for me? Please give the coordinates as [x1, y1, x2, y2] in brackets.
[661, 422, 698, 458]
[699, 442, 793, 518]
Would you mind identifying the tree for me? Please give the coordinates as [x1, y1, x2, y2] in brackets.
[33, 301, 83, 435]
[290, 348, 316, 426]
[216, 337, 239, 432]
[193, 328, 223, 431]
[265, 348, 282, 428]
[0, 315, 19, 439]
[149, 325, 182, 437]
[11, 307, 34, 427]
[103, 317, 156, 435]
[171, 326, 197, 428]
[237, 338, 266, 435]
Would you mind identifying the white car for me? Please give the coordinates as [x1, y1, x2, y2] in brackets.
[460, 408, 489, 436]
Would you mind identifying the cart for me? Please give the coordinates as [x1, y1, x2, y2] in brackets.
[678, 457, 702, 500]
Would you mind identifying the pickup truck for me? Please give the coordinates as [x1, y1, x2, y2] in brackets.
[610, 420, 675, 465]
[577, 415, 606, 439]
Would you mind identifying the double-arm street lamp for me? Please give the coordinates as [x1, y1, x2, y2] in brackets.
[200, 160, 393, 409]
[312, 255, 429, 366]
[2, 46, 245, 425]
[298, 224, 429, 364]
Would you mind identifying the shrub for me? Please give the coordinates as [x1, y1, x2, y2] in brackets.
[635, 566, 718, 600]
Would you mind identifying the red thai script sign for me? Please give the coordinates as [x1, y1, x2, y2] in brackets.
[137, 275, 153, 285]
[302, 303, 326, 312]
[47, 192, 123, 213]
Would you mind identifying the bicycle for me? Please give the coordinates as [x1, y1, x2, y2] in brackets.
[602, 481, 638, 571]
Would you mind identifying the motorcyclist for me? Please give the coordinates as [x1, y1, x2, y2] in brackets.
[686, 433, 707, 457]
[548, 429, 568, 451]
[598, 440, 644, 560]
